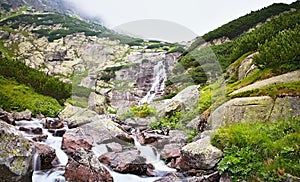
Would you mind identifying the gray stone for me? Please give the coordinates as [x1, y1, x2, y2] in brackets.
[87, 92, 106, 114]
[0, 120, 33, 181]
[238, 52, 258, 80]
[270, 96, 300, 122]
[208, 96, 274, 130]
[179, 136, 223, 170]
[13, 109, 32, 121]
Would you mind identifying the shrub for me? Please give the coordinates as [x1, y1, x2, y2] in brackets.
[130, 104, 155, 118]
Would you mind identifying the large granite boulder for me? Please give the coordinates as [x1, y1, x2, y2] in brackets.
[208, 96, 274, 130]
[0, 120, 34, 181]
[269, 96, 300, 122]
[33, 143, 56, 170]
[152, 85, 200, 117]
[87, 92, 107, 114]
[58, 104, 98, 128]
[65, 148, 113, 182]
[179, 136, 223, 170]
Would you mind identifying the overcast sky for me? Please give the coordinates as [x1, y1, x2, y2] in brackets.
[66, 0, 296, 42]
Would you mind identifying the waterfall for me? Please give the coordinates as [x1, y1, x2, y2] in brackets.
[33, 153, 41, 171]
[140, 60, 167, 104]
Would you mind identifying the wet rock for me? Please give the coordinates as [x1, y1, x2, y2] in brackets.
[179, 136, 223, 170]
[87, 92, 107, 114]
[0, 110, 15, 125]
[65, 148, 113, 182]
[32, 134, 48, 142]
[154, 172, 185, 182]
[48, 128, 66, 137]
[99, 150, 148, 175]
[45, 118, 64, 129]
[161, 143, 181, 160]
[62, 128, 93, 155]
[208, 96, 274, 130]
[136, 130, 167, 145]
[116, 133, 134, 143]
[13, 109, 32, 121]
[19, 127, 43, 135]
[33, 143, 56, 170]
[152, 130, 188, 150]
[0, 120, 33, 181]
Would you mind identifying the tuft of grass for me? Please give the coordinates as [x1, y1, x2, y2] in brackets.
[0, 76, 62, 117]
[211, 117, 300, 181]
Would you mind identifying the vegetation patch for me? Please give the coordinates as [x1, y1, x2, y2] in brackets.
[211, 117, 300, 181]
[0, 76, 62, 117]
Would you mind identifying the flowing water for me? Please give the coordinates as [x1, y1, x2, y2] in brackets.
[140, 60, 167, 104]
[16, 118, 175, 182]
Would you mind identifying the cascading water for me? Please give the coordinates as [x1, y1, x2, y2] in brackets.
[140, 59, 167, 104]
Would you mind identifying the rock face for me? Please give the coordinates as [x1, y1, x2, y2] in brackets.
[270, 96, 300, 122]
[0, 120, 33, 181]
[99, 150, 148, 175]
[65, 148, 113, 182]
[208, 96, 274, 130]
[179, 136, 223, 170]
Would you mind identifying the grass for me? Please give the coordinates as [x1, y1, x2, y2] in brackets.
[211, 117, 300, 181]
[0, 76, 62, 117]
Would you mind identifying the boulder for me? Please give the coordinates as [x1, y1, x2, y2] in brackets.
[33, 143, 56, 170]
[106, 142, 123, 152]
[269, 96, 300, 122]
[152, 85, 200, 117]
[154, 172, 185, 182]
[124, 116, 156, 128]
[87, 92, 107, 114]
[99, 150, 148, 175]
[65, 148, 113, 182]
[45, 118, 64, 129]
[62, 128, 93, 155]
[152, 130, 188, 150]
[79, 116, 130, 144]
[0, 110, 15, 125]
[13, 109, 32, 121]
[208, 96, 274, 130]
[0, 120, 33, 181]
[58, 104, 98, 128]
[161, 143, 181, 160]
[186, 171, 220, 182]
[179, 136, 223, 170]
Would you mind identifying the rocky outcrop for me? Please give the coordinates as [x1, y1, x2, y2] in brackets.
[179, 136, 223, 170]
[0, 109, 15, 125]
[65, 148, 113, 182]
[208, 96, 274, 130]
[0, 120, 33, 181]
[99, 149, 148, 175]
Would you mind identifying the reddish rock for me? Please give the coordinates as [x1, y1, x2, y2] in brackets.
[65, 148, 113, 182]
[62, 128, 93, 155]
[33, 143, 56, 170]
[161, 143, 181, 160]
[48, 129, 66, 137]
[45, 118, 64, 129]
[154, 172, 185, 182]
[99, 150, 147, 175]
[13, 109, 32, 121]
[116, 133, 134, 143]
[106, 142, 123, 152]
